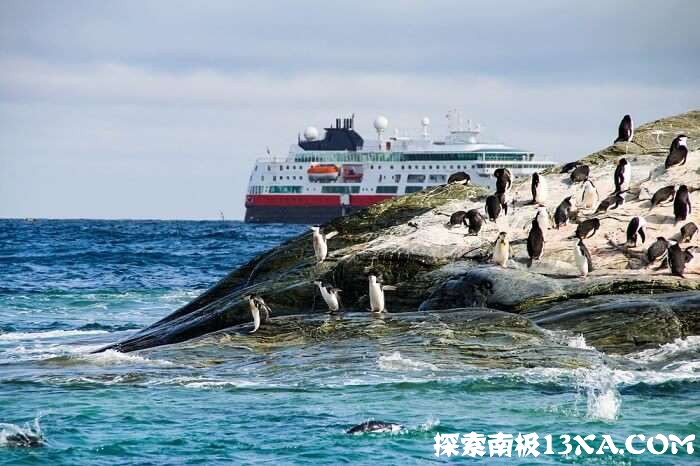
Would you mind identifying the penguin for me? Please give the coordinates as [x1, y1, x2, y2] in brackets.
[626, 216, 647, 247]
[492, 232, 510, 267]
[614, 114, 634, 143]
[560, 161, 582, 174]
[531, 172, 547, 205]
[575, 218, 601, 240]
[447, 171, 471, 185]
[580, 179, 599, 209]
[645, 237, 670, 264]
[665, 135, 689, 169]
[680, 222, 698, 243]
[527, 218, 545, 266]
[595, 192, 625, 214]
[554, 196, 574, 229]
[368, 275, 396, 313]
[314, 281, 341, 313]
[535, 206, 550, 231]
[649, 185, 676, 210]
[673, 185, 692, 223]
[613, 158, 631, 193]
[311, 226, 338, 262]
[573, 238, 594, 277]
[494, 168, 512, 193]
[485, 194, 502, 221]
[465, 209, 485, 235]
[347, 421, 402, 435]
[447, 210, 469, 228]
[244, 294, 272, 334]
[570, 165, 590, 183]
[667, 243, 694, 278]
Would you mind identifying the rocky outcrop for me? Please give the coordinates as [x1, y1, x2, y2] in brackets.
[100, 110, 700, 354]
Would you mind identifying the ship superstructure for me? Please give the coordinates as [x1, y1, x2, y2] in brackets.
[244, 111, 555, 223]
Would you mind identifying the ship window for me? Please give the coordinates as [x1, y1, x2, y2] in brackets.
[377, 186, 398, 194]
[392, 174, 401, 183]
[321, 186, 360, 194]
[390, 165, 394, 169]
[429, 174, 447, 183]
[429, 165, 433, 169]
[261, 176, 264, 181]
[286, 165, 290, 169]
[407, 174, 426, 183]
[450, 165, 454, 169]
[401, 165, 405, 169]
[370, 165, 374, 169]
[408, 165, 412, 169]
[267, 166, 270, 171]
[269, 185, 302, 194]
[273, 176, 276, 181]
[405, 186, 424, 193]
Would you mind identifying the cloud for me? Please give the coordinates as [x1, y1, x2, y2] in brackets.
[0, 1, 699, 218]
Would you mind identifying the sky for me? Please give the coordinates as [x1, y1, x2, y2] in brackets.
[1, 1, 699, 220]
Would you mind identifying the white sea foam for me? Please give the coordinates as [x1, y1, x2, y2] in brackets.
[75, 350, 173, 367]
[377, 351, 438, 372]
[567, 334, 595, 350]
[626, 336, 700, 364]
[576, 366, 621, 422]
[0, 329, 108, 341]
[0, 418, 44, 448]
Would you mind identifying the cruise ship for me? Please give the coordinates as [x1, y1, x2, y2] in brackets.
[244, 111, 556, 223]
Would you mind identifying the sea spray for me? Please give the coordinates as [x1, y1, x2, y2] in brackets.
[0, 417, 44, 448]
[577, 365, 621, 422]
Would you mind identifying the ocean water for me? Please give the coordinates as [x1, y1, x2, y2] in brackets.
[1, 219, 698, 465]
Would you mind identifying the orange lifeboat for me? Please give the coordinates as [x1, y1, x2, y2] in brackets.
[307, 164, 339, 182]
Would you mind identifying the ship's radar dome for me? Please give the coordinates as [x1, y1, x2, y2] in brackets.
[303, 126, 319, 141]
[421, 117, 430, 126]
[373, 115, 389, 131]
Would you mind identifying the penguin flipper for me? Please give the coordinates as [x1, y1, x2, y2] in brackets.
[382, 285, 397, 291]
[324, 231, 339, 240]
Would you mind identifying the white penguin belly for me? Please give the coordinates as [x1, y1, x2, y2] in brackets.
[493, 243, 509, 266]
[369, 284, 384, 312]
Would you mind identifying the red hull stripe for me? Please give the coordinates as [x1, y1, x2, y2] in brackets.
[349, 195, 396, 207]
[246, 195, 340, 207]
[245, 194, 396, 208]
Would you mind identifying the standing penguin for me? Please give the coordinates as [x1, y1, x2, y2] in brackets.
[595, 193, 625, 214]
[485, 194, 503, 221]
[645, 237, 671, 265]
[535, 206, 551, 231]
[244, 294, 272, 334]
[665, 135, 689, 169]
[314, 281, 341, 313]
[531, 172, 548, 205]
[680, 222, 698, 243]
[580, 179, 599, 209]
[667, 243, 694, 278]
[649, 185, 676, 210]
[570, 165, 590, 183]
[465, 209, 486, 235]
[447, 210, 469, 228]
[626, 216, 647, 247]
[573, 238, 594, 277]
[492, 232, 510, 267]
[614, 158, 631, 193]
[447, 172, 471, 185]
[527, 219, 545, 266]
[673, 185, 692, 224]
[575, 218, 601, 239]
[554, 196, 574, 229]
[614, 114, 634, 143]
[368, 275, 397, 313]
[311, 226, 338, 262]
[494, 168, 512, 194]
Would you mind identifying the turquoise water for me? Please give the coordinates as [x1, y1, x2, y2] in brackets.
[1, 219, 698, 465]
